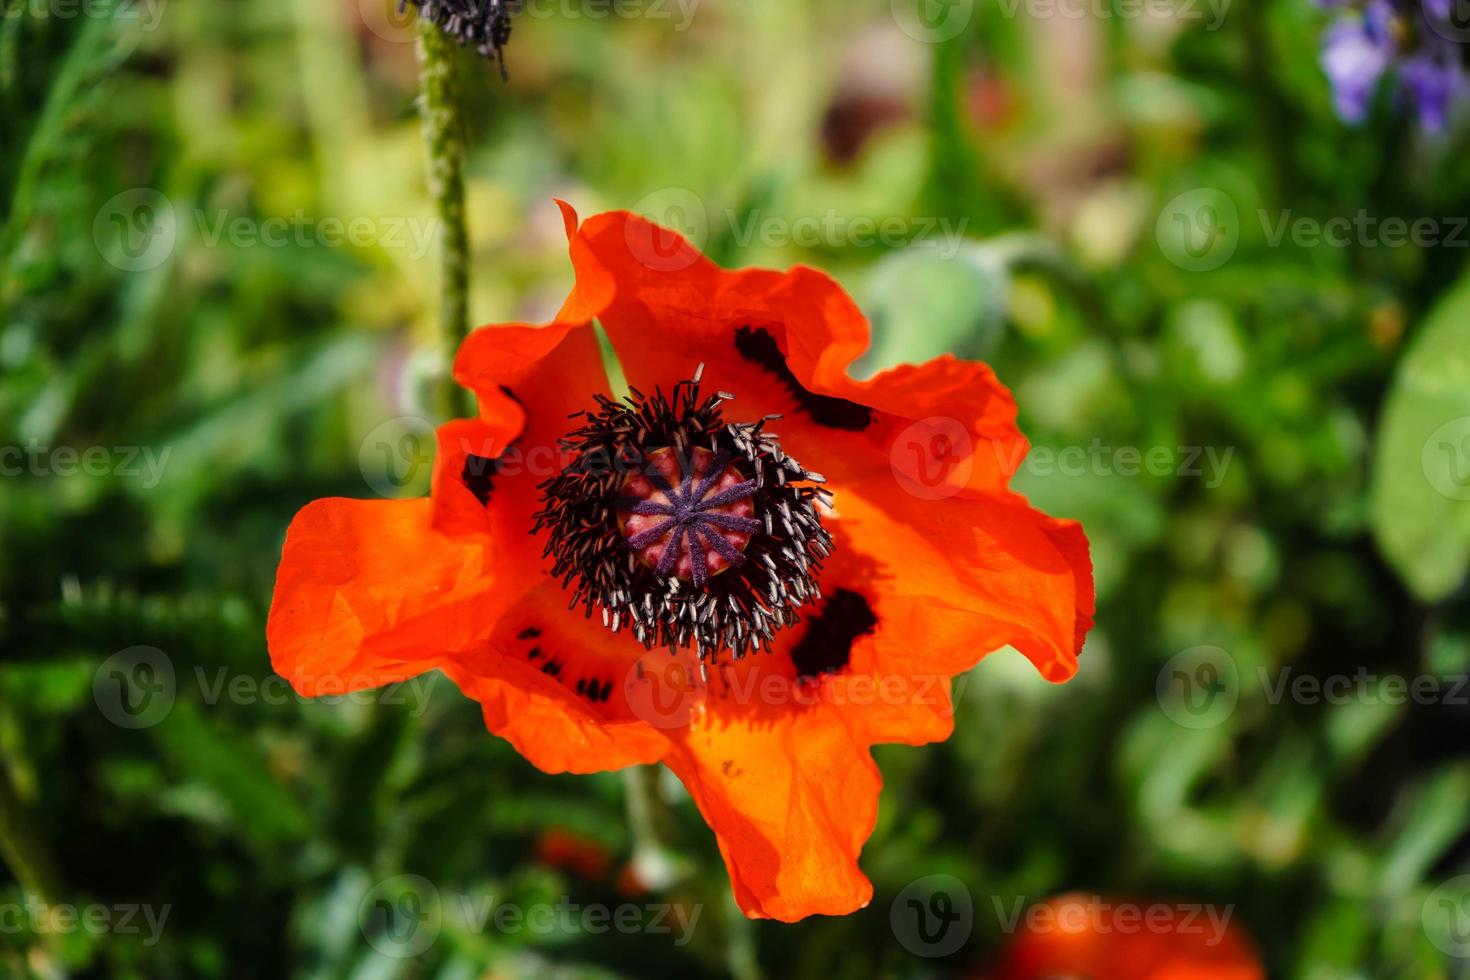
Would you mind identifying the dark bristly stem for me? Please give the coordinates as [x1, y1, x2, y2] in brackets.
[415, 19, 472, 420]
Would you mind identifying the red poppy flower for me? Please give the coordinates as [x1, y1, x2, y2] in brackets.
[993, 894, 1265, 980]
[267, 203, 1094, 922]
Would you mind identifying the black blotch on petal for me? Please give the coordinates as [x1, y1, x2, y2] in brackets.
[518, 627, 542, 640]
[461, 453, 501, 507]
[527, 646, 543, 660]
[790, 589, 877, 680]
[734, 325, 873, 432]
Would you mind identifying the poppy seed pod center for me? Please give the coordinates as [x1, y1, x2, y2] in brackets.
[532, 369, 834, 660]
[617, 447, 759, 587]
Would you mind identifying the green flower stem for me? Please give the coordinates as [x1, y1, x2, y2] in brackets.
[415, 21, 472, 420]
[622, 765, 687, 891]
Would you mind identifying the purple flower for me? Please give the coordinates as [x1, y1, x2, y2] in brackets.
[1422, 0, 1454, 22]
[1321, 15, 1394, 121]
[1400, 41, 1464, 129]
[1319, 0, 1470, 131]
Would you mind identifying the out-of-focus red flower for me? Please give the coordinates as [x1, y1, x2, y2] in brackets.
[994, 893, 1266, 980]
[534, 828, 611, 882]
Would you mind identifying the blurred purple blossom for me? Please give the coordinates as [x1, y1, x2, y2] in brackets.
[1318, 0, 1469, 130]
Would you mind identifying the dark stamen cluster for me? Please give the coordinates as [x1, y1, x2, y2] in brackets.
[533, 368, 833, 661]
[399, 0, 519, 76]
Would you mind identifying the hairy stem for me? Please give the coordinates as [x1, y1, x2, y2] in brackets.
[415, 20, 472, 419]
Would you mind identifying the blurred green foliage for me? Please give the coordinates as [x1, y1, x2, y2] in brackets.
[4, 0, 1470, 976]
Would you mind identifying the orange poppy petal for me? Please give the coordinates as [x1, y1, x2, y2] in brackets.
[439, 317, 611, 538]
[661, 647, 880, 921]
[429, 299, 671, 774]
[270, 499, 668, 771]
[830, 485, 1093, 683]
[443, 579, 672, 774]
[652, 510, 1086, 922]
[267, 497, 502, 695]
[562, 204, 1089, 673]
[452, 317, 610, 451]
[272, 205, 1098, 926]
[555, 203, 1029, 496]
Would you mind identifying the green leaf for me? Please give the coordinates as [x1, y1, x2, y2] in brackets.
[1370, 273, 1470, 600]
[856, 242, 1008, 375]
[148, 698, 310, 852]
